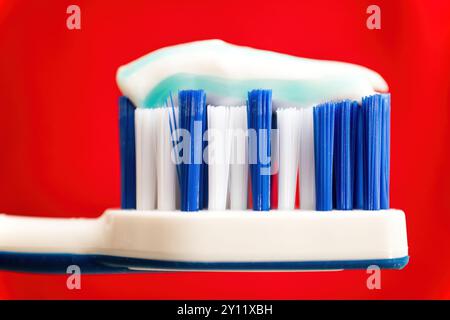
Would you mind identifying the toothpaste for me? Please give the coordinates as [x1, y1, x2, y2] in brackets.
[116, 39, 388, 108]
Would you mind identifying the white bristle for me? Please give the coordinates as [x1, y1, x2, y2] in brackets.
[299, 107, 316, 210]
[276, 108, 301, 210]
[135, 108, 158, 210]
[229, 106, 248, 210]
[207, 106, 232, 210]
[156, 108, 178, 210]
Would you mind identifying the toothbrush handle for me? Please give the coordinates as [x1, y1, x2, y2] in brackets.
[0, 214, 102, 252]
[0, 213, 122, 273]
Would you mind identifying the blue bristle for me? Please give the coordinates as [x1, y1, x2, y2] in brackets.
[362, 94, 383, 210]
[271, 111, 278, 209]
[349, 101, 359, 209]
[380, 94, 391, 209]
[118, 97, 136, 209]
[200, 103, 209, 209]
[333, 101, 358, 210]
[313, 102, 336, 211]
[178, 90, 207, 212]
[247, 89, 272, 211]
[354, 102, 365, 209]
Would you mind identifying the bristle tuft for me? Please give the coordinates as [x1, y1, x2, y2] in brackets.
[313, 102, 336, 211]
[299, 107, 316, 210]
[178, 90, 207, 212]
[361, 94, 390, 210]
[333, 100, 358, 210]
[276, 108, 301, 210]
[119, 97, 136, 209]
[247, 89, 272, 211]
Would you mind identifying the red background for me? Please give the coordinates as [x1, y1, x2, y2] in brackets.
[0, 0, 449, 299]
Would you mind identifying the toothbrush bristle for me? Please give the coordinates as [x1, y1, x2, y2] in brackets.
[363, 95, 381, 210]
[119, 97, 136, 209]
[207, 105, 248, 210]
[207, 106, 232, 210]
[200, 94, 209, 210]
[276, 108, 301, 210]
[361, 94, 391, 210]
[380, 94, 391, 209]
[333, 100, 358, 210]
[247, 89, 272, 211]
[119, 90, 390, 213]
[135, 108, 158, 210]
[156, 108, 178, 210]
[299, 107, 316, 210]
[271, 111, 279, 209]
[178, 90, 207, 212]
[228, 106, 249, 210]
[167, 92, 181, 185]
[134, 106, 178, 211]
[313, 102, 336, 211]
[354, 103, 365, 209]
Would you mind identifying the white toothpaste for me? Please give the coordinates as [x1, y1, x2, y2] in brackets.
[116, 39, 388, 108]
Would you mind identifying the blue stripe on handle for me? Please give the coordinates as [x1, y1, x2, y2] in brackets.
[247, 90, 272, 211]
[313, 102, 336, 211]
[119, 97, 136, 209]
[0, 251, 409, 273]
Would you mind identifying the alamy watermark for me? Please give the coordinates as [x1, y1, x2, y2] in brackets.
[66, 265, 81, 290]
[66, 5, 81, 30]
[366, 265, 381, 290]
[366, 5, 381, 30]
[170, 125, 276, 176]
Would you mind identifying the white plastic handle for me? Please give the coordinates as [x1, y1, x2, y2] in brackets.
[0, 214, 104, 254]
[0, 209, 408, 263]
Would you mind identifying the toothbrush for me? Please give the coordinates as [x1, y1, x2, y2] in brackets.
[0, 40, 408, 273]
